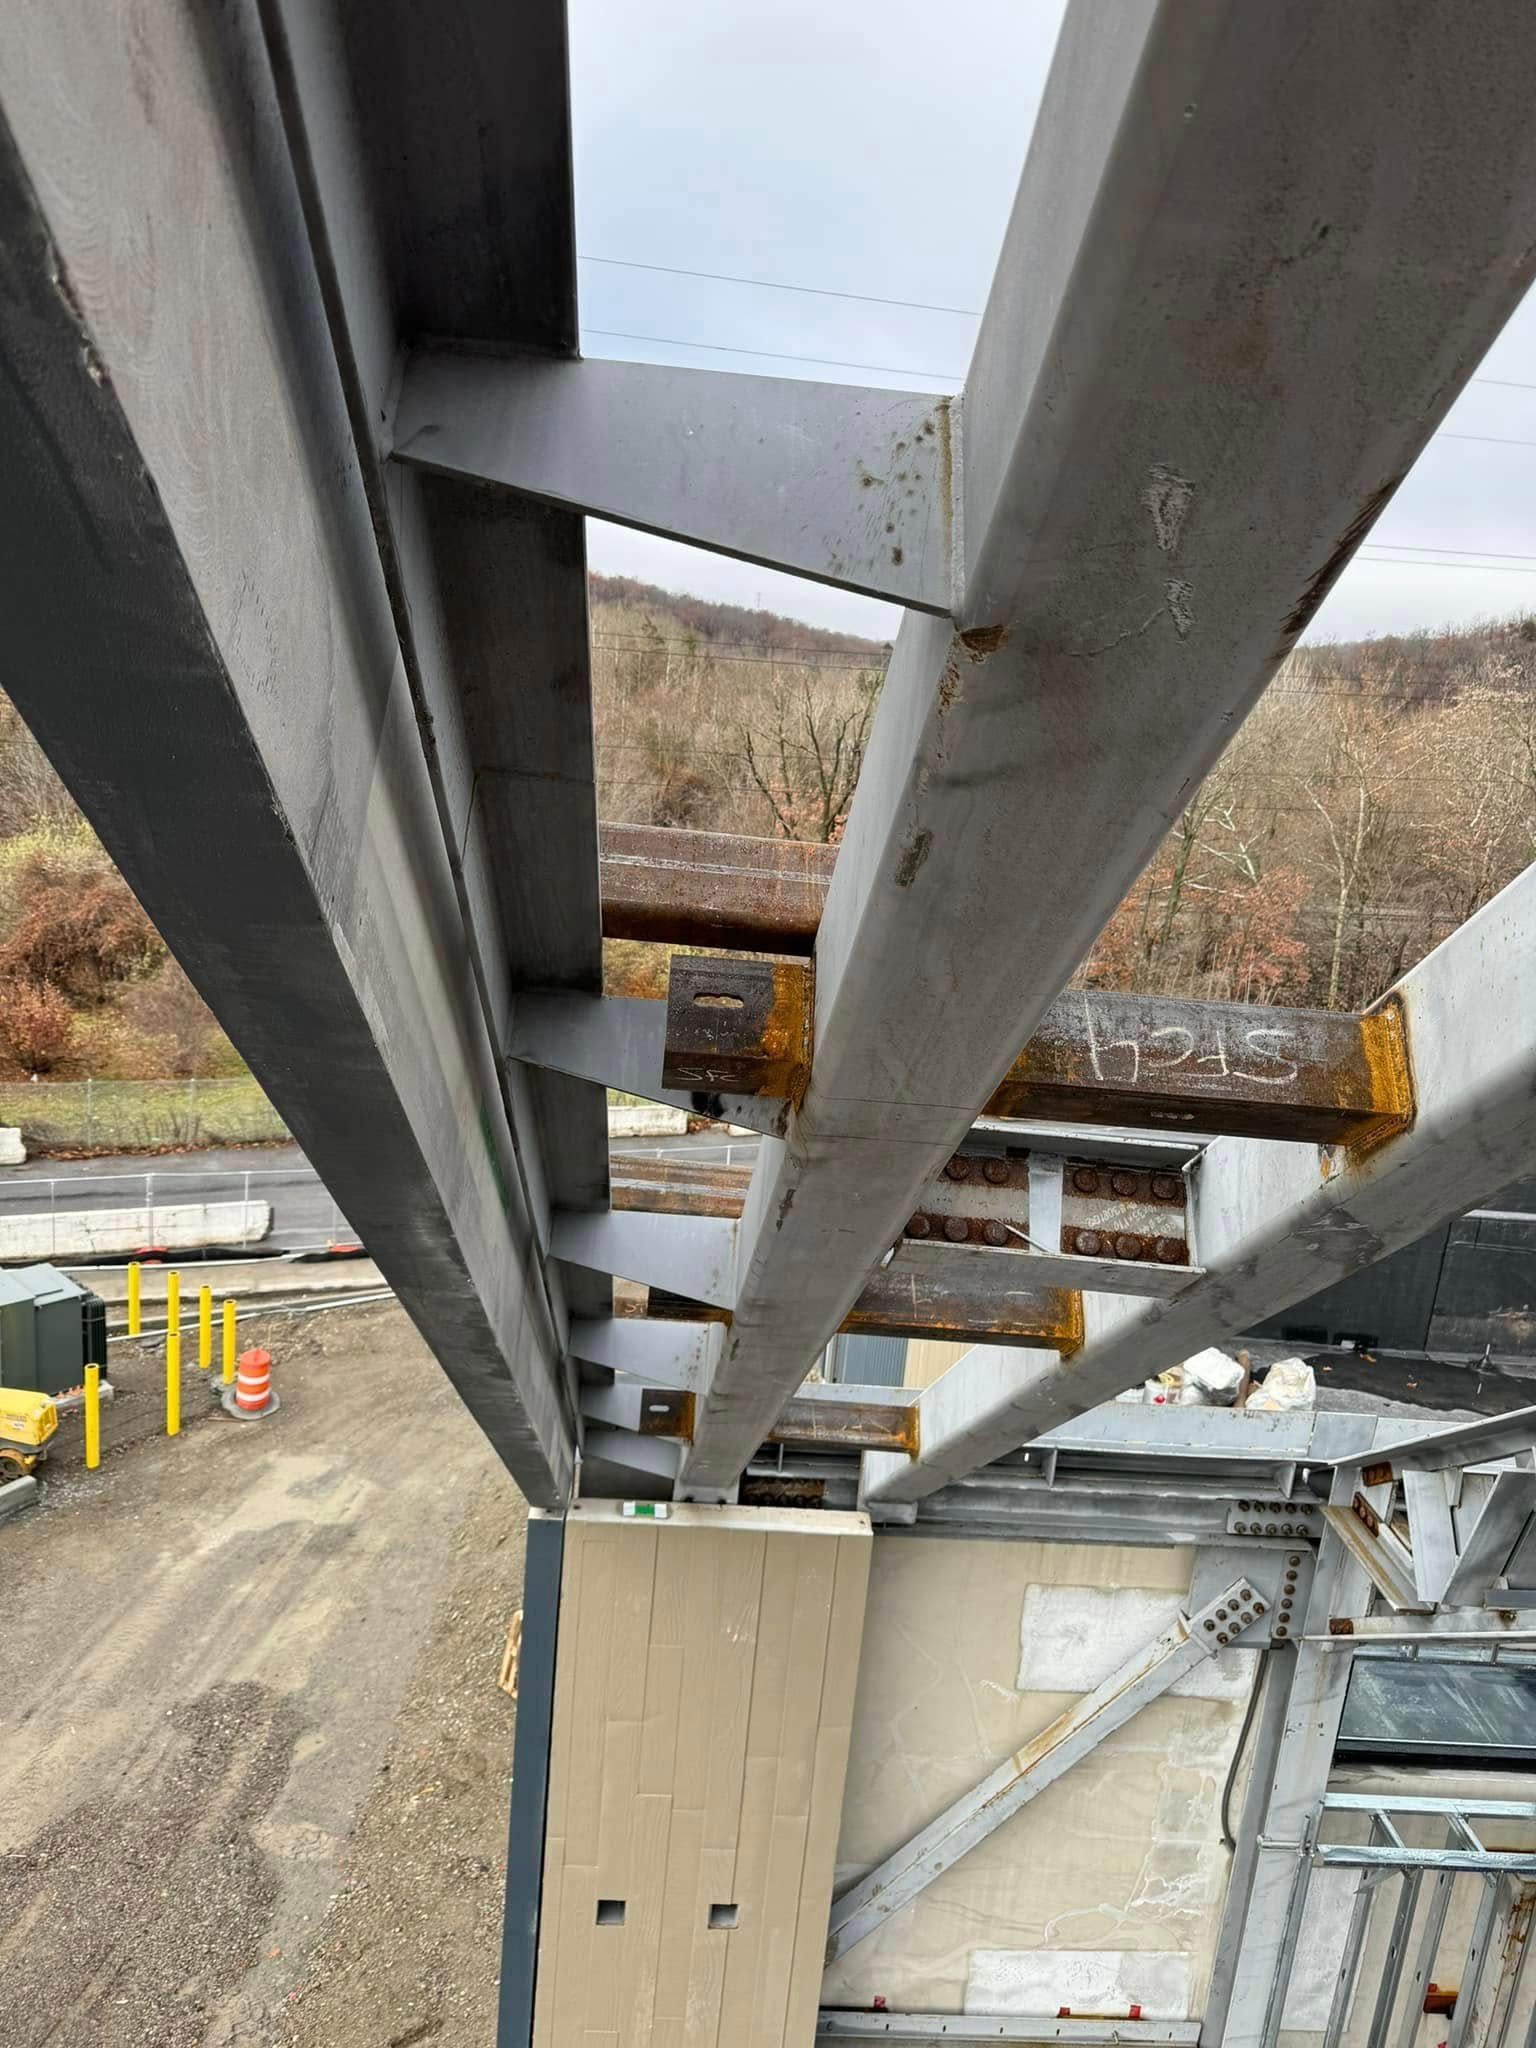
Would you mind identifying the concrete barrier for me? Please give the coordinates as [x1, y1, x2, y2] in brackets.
[77, 1253, 384, 1303]
[0, 1474, 38, 1522]
[0, 1199, 271, 1263]
[607, 1103, 688, 1138]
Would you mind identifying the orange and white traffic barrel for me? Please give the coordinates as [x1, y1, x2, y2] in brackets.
[221, 1347, 279, 1421]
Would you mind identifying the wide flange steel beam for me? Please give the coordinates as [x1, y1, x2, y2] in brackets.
[392, 350, 957, 612]
[664, 955, 1413, 1147]
[0, 0, 584, 1503]
[601, 824, 834, 955]
[683, 0, 1536, 1490]
[866, 860, 1536, 1505]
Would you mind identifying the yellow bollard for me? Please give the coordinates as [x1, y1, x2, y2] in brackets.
[198, 1285, 212, 1370]
[127, 1260, 141, 1337]
[222, 1299, 237, 1385]
[84, 1363, 100, 1470]
[166, 1325, 180, 1437]
[166, 1267, 182, 1435]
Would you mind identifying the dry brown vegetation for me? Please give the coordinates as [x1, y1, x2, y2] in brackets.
[593, 577, 1536, 1015]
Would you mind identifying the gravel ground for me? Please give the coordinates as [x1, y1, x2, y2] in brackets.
[0, 1301, 528, 2048]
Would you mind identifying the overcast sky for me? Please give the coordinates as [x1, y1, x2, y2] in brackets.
[570, 0, 1536, 645]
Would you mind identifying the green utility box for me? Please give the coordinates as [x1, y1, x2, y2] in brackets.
[0, 1263, 108, 1395]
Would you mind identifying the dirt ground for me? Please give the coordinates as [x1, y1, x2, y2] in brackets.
[0, 1301, 530, 2048]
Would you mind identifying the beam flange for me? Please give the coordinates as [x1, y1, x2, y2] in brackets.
[392, 349, 957, 611]
[551, 1210, 737, 1309]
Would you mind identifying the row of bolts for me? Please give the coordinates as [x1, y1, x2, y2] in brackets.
[81, 1261, 240, 1470]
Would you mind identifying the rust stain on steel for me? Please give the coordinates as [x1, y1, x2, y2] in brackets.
[610, 1153, 752, 1220]
[766, 1397, 918, 1457]
[634, 1388, 694, 1439]
[987, 989, 1415, 1147]
[662, 955, 813, 1104]
[599, 822, 833, 955]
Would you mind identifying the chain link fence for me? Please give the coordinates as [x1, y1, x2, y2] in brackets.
[0, 1077, 289, 1153]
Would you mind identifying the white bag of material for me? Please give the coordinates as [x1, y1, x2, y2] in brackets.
[1182, 1346, 1246, 1406]
[1245, 1357, 1316, 1412]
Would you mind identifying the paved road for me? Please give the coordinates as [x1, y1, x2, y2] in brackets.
[0, 1142, 348, 1249]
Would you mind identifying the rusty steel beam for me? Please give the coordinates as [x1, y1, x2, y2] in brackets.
[662, 957, 1415, 1149]
[988, 990, 1414, 1148]
[599, 823, 832, 955]
[662, 956, 814, 1103]
[638, 1278, 1083, 1353]
[609, 1154, 752, 1220]
[765, 1398, 918, 1457]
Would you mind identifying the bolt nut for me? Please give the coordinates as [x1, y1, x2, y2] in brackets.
[907, 1213, 932, 1238]
[1072, 1166, 1101, 1195]
[1110, 1170, 1139, 1198]
[1075, 1228, 1103, 1257]
[983, 1219, 1009, 1247]
[983, 1158, 1010, 1185]
[1150, 1172, 1182, 1202]
[1154, 1236, 1186, 1264]
[943, 1216, 969, 1243]
[1114, 1233, 1145, 1260]
[944, 1156, 970, 1181]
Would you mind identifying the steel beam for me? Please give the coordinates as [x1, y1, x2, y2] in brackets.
[551, 1210, 737, 1310]
[601, 824, 833, 955]
[681, 0, 1536, 1488]
[392, 349, 956, 612]
[817, 2021, 1200, 2047]
[509, 992, 787, 1138]
[1331, 1406, 1536, 1477]
[867, 861, 1536, 1504]
[0, 0, 590, 1505]
[1214, 1532, 1371, 2048]
[664, 954, 1413, 1148]
[566, 1316, 714, 1390]
[825, 1574, 1266, 1963]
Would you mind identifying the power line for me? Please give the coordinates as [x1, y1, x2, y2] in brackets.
[579, 253, 979, 319]
[585, 328, 961, 383]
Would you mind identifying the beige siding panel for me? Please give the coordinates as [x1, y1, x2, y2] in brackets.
[537, 1503, 871, 2048]
[784, 1536, 873, 2045]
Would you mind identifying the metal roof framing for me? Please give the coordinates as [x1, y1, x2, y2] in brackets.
[4, 0, 1536, 1514]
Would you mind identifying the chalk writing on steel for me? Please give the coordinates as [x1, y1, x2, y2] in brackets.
[1080, 1001, 1300, 1090]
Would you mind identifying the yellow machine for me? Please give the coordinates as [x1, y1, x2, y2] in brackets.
[0, 1385, 59, 1480]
